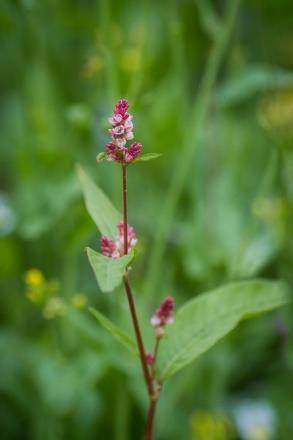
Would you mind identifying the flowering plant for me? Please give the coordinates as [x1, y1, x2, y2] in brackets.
[78, 99, 289, 439]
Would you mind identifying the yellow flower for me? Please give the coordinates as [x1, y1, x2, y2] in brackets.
[24, 269, 44, 287]
[71, 293, 88, 309]
[252, 197, 286, 220]
[258, 89, 293, 131]
[248, 424, 271, 440]
[190, 410, 233, 440]
[43, 297, 66, 320]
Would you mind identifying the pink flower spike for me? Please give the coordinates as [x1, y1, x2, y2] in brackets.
[101, 98, 143, 164]
[101, 236, 119, 258]
[100, 222, 137, 259]
[108, 99, 134, 146]
[145, 352, 155, 365]
[114, 98, 129, 115]
[151, 296, 175, 329]
[116, 221, 137, 252]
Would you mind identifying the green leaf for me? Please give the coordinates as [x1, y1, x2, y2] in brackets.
[96, 152, 107, 163]
[132, 153, 162, 163]
[86, 247, 134, 293]
[89, 307, 137, 355]
[157, 280, 289, 380]
[77, 164, 120, 236]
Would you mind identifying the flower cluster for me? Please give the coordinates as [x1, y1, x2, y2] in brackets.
[24, 268, 89, 320]
[24, 268, 59, 304]
[151, 296, 175, 335]
[104, 99, 142, 163]
[101, 221, 137, 258]
[108, 99, 134, 146]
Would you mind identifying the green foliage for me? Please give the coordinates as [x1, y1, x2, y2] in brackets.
[79, 165, 136, 293]
[196, 0, 222, 38]
[89, 307, 137, 355]
[217, 64, 293, 108]
[96, 152, 107, 163]
[96, 152, 162, 164]
[77, 165, 121, 237]
[0, 0, 292, 438]
[87, 247, 134, 293]
[157, 280, 289, 379]
[132, 153, 162, 163]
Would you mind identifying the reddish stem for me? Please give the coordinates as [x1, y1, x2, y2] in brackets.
[151, 336, 161, 378]
[145, 399, 158, 440]
[122, 164, 128, 255]
[121, 164, 153, 397]
[123, 273, 153, 396]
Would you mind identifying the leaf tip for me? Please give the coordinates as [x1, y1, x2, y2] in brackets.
[96, 152, 107, 163]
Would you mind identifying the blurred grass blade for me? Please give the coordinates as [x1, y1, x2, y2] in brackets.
[196, 0, 222, 38]
[89, 307, 137, 356]
[77, 164, 121, 237]
[144, 0, 241, 300]
[216, 65, 293, 108]
[157, 280, 289, 379]
[86, 247, 134, 293]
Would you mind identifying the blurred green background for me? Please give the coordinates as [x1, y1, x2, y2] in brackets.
[0, 0, 292, 439]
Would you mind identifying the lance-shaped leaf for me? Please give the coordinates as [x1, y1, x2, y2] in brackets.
[89, 307, 137, 355]
[157, 280, 289, 380]
[87, 247, 134, 293]
[77, 164, 120, 236]
[132, 153, 162, 163]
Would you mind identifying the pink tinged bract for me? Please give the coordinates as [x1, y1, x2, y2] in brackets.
[151, 296, 175, 328]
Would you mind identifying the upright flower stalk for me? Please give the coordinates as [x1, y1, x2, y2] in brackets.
[121, 162, 154, 398]
[99, 99, 174, 439]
